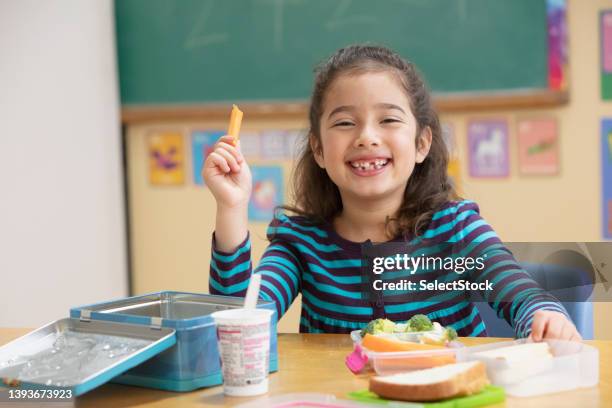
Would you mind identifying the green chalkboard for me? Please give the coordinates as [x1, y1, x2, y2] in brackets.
[115, 0, 549, 105]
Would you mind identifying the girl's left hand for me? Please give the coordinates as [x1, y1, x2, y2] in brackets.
[528, 310, 582, 342]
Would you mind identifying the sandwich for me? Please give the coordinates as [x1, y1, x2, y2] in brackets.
[369, 361, 489, 401]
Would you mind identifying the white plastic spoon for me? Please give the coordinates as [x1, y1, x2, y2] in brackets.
[243, 274, 262, 309]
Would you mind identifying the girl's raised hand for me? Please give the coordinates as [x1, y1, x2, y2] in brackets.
[528, 310, 582, 342]
[202, 135, 252, 209]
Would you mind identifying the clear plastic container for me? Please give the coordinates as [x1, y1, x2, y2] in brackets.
[459, 339, 599, 397]
[349, 330, 461, 375]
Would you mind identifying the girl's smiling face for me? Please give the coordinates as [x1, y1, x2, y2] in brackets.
[313, 71, 432, 203]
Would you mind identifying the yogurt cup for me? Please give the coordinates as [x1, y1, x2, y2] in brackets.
[211, 308, 274, 396]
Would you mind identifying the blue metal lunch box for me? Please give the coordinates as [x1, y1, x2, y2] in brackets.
[70, 291, 278, 392]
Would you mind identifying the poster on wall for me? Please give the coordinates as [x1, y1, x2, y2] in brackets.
[148, 131, 185, 186]
[467, 119, 510, 178]
[192, 130, 224, 186]
[442, 122, 457, 158]
[285, 130, 305, 159]
[261, 130, 286, 159]
[441, 123, 461, 192]
[517, 118, 559, 176]
[238, 131, 261, 159]
[249, 166, 284, 222]
[602, 119, 612, 239]
[601, 10, 612, 100]
[547, 0, 568, 90]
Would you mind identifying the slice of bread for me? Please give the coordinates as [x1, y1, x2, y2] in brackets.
[369, 361, 489, 402]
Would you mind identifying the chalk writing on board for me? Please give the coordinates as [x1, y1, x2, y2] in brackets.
[258, 0, 304, 52]
[184, 0, 228, 50]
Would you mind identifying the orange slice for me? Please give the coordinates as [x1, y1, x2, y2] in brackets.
[362, 334, 445, 352]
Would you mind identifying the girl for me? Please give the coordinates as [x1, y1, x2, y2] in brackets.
[203, 44, 580, 341]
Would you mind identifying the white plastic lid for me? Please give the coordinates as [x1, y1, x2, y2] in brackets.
[211, 308, 274, 326]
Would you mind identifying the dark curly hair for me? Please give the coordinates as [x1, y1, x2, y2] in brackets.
[281, 44, 459, 238]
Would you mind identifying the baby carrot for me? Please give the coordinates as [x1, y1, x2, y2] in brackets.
[227, 104, 243, 146]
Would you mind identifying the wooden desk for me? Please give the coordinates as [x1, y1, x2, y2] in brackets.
[0, 329, 608, 407]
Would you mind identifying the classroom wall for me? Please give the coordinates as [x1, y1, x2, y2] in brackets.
[0, 1, 127, 327]
[126, 0, 612, 338]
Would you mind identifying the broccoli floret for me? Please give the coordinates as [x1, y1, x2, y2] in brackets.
[360, 321, 375, 337]
[406, 314, 434, 332]
[444, 327, 458, 341]
[360, 318, 396, 336]
[380, 319, 395, 333]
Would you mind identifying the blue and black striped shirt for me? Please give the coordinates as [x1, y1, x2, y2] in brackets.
[210, 200, 567, 337]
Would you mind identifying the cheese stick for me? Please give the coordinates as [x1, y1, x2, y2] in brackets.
[227, 104, 243, 146]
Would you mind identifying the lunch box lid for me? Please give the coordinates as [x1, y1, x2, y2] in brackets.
[69, 291, 277, 330]
[0, 317, 176, 396]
